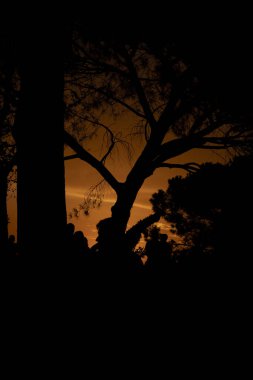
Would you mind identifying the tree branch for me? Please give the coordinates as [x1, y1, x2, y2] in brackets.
[64, 131, 121, 194]
[203, 136, 253, 145]
[198, 145, 232, 149]
[120, 47, 157, 129]
[77, 83, 146, 119]
[157, 162, 201, 173]
[151, 119, 246, 166]
[125, 212, 161, 251]
[64, 154, 79, 160]
[152, 135, 203, 166]
[156, 67, 195, 132]
[68, 110, 116, 163]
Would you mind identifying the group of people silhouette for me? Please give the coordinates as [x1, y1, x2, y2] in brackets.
[3, 220, 175, 271]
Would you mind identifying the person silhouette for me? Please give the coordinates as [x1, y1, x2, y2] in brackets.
[92, 218, 115, 256]
[7, 235, 17, 257]
[73, 230, 89, 257]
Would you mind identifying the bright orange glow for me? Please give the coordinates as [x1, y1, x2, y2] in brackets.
[7, 143, 224, 247]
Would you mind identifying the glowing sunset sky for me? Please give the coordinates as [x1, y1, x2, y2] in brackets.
[2, 18, 252, 256]
[66, 146, 223, 246]
[7, 142, 223, 248]
[6, 95, 226, 249]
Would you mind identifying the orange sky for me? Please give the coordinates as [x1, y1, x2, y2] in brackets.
[7, 146, 223, 248]
[7, 115, 225, 248]
[65, 147, 223, 246]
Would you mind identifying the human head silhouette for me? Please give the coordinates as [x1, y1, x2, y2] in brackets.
[8, 235, 15, 244]
[66, 223, 75, 237]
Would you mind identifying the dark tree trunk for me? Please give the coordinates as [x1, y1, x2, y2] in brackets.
[0, 170, 9, 253]
[97, 179, 145, 260]
[15, 26, 67, 257]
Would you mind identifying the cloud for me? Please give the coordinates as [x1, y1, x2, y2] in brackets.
[66, 187, 152, 210]
[66, 187, 86, 199]
[103, 198, 151, 210]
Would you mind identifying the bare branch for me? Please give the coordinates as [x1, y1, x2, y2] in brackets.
[100, 138, 115, 163]
[195, 119, 227, 138]
[76, 83, 145, 119]
[144, 120, 150, 142]
[120, 47, 157, 129]
[64, 130, 121, 194]
[198, 145, 233, 150]
[189, 114, 209, 134]
[203, 136, 253, 145]
[157, 162, 201, 173]
[67, 110, 116, 163]
[152, 135, 203, 166]
[84, 57, 129, 80]
[156, 67, 195, 132]
[64, 154, 79, 161]
[152, 118, 245, 166]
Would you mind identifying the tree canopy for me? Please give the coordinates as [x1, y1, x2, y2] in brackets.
[63, 36, 253, 254]
[150, 155, 253, 265]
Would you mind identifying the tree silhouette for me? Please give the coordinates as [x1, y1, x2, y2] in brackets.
[1, 20, 252, 263]
[64, 37, 253, 257]
[12, 22, 69, 256]
[143, 225, 175, 270]
[150, 156, 253, 267]
[0, 59, 17, 252]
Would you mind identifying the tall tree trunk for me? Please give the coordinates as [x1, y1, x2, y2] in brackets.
[97, 179, 145, 259]
[15, 26, 67, 257]
[0, 170, 9, 253]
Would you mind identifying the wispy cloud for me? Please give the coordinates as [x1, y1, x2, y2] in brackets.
[66, 187, 86, 199]
[103, 198, 151, 210]
[66, 187, 151, 210]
